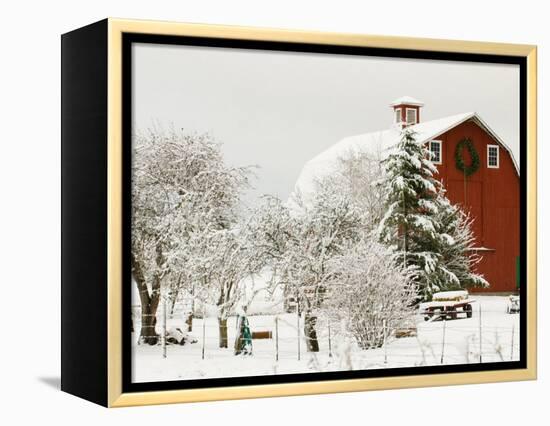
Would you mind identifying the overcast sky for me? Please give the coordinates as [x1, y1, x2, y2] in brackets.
[133, 43, 519, 202]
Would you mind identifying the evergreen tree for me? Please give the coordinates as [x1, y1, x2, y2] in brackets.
[377, 127, 443, 300]
[378, 127, 488, 300]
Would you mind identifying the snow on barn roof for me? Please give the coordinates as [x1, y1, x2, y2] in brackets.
[390, 96, 425, 107]
[291, 112, 519, 206]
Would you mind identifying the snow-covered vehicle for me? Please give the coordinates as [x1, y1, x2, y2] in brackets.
[506, 295, 520, 314]
[422, 290, 475, 321]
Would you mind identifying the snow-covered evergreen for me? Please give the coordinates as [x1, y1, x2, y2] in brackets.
[377, 127, 487, 300]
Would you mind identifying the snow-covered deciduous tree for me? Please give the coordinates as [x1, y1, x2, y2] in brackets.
[328, 149, 386, 234]
[278, 181, 365, 352]
[182, 200, 273, 349]
[324, 238, 417, 349]
[241, 196, 293, 270]
[132, 129, 251, 344]
[200, 227, 262, 348]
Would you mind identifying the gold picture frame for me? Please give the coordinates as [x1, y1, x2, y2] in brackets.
[61, 18, 537, 407]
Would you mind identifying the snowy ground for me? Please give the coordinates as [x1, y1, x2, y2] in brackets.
[132, 295, 520, 383]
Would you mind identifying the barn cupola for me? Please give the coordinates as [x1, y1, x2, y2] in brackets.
[390, 96, 424, 128]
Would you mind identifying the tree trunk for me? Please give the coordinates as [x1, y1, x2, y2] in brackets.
[140, 302, 159, 345]
[185, 312, 193, 332]
[185, 294, 195, 332]
[132, 251, 161, 346]
[218, 317, 228, 348]
[234, 316, 244, 355]
[304, 312, 320, 352]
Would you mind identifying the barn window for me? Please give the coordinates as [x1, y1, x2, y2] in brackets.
[394, 108, 402, 123]
[406, 108, 417, 125]
[429, 140, 442, 164]
[487, 145, 499, 168]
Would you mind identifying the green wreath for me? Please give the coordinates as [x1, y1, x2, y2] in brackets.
[454, 138, 480, 177]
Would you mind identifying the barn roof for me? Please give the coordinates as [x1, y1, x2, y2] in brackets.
[292, 112, 519, 206]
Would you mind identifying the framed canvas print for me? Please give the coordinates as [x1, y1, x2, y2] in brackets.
[61, 18, 537, 407]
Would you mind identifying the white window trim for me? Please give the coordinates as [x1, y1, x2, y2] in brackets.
[429, 140, 443, 164]
[405, 107, 417, 125]
[394, 108, 402, 124]
[487, 144, 500, 168]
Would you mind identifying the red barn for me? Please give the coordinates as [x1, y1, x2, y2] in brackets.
[295, 96, 520, 293]
[390, 97, 520, 293]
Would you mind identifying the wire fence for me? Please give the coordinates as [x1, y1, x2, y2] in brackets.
[132, 302, 521, 367]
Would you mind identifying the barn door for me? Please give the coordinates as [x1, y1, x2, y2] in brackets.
[447, 179, 483, 244]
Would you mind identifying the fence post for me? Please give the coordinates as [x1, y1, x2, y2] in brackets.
[201, 314, 206, 360]
[328, 322, 333, 358]
[478, 304, 483, 363]
[296, 287, 301, 361]
[510, 323, 515, 361]
[383, 319, 388, 365]
[275, 316, 279, 362]
[440, 318, 447, 364]
[162, 298, 167, 359]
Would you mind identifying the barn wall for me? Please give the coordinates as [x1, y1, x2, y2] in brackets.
[434, 120, 520, 293]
